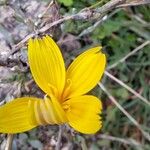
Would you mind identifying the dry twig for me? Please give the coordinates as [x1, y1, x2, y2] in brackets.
[117, 0, 150, 7]
[107, 41, 150, 69]
[104, 71, 150, 106]
[99, 83, 150, 142]
[55, 125, 63, 150]
[1, 0, 149, 62]
[98, 134, 142, 148]
[5, 0, 139, 57]
[5, 134, 13, 150]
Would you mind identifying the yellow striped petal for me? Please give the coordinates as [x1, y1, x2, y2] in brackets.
[0, 96, 68, 134]
[63, 47, 106, 99]
[32, 99, 54, 125]
[63, 95, 102, 134]
[0, 97, 37, 133]
[28, 96, 68, 126]
[28, 35, 66, 98]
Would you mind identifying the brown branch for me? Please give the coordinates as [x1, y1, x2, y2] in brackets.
[6, 0, 126, 56]
[117, 0, 150, 8]
[8, 33, 35, 57]
[0, 57, 20, 67]
[4, 0, 150, 59]
[96, 0, 126, 14]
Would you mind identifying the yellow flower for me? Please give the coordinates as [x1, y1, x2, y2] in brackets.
[0, 35, 106, 134]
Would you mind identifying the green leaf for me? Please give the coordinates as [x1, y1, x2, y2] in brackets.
[58, 0, 73, 6]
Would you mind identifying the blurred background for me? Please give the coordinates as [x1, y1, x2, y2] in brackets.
[0, 0, 150, 149]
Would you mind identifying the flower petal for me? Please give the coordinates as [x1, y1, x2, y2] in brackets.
[64, 47, 106, 99]
[0, 96, 68, 134]
[0, 97, 37, 133]
[63, 95, 102, 134]
[28, 96, 68, 125]
[28, 35, 66, 98]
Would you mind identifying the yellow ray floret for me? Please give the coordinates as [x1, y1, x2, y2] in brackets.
[0, 97, 67, 133]
[63, 46, 106, 99]
[0, 35, 106, 134]
[63, 95, 102, 134]
[28, 36, 66, 99]
[0, 97, 36, 133]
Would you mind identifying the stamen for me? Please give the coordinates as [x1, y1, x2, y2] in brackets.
[47, 83, 58, 99]
[62, 79, 72, 100]
[62, 102, 71, 112]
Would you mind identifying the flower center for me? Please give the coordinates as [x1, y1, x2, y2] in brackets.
[62, 102, 71, 112]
